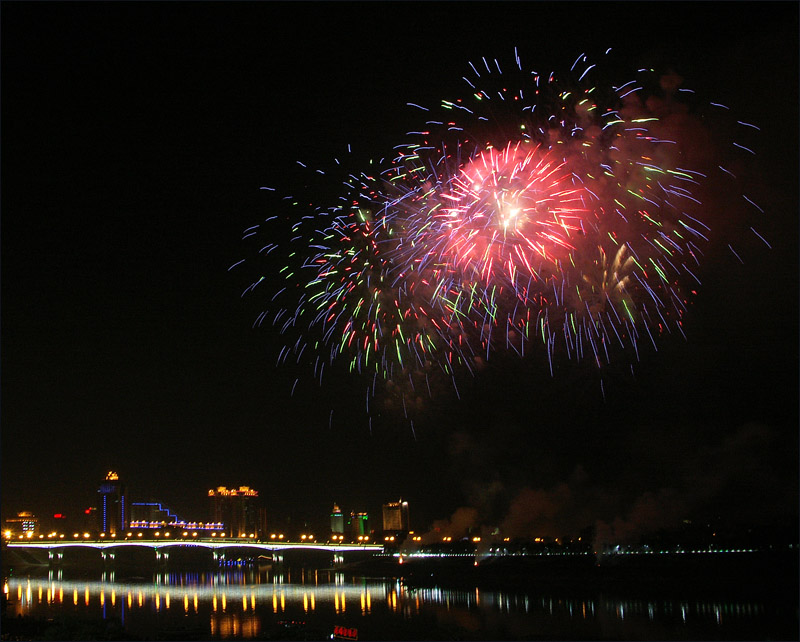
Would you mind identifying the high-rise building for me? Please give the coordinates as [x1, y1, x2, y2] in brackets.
[348, 511, 369, 538]
[382, 500, 409, 532]
[330, 503, 344, 534]
[98, 471, 128, 534]
[4, 511, 38, 536]
[208, 486, 266, 537]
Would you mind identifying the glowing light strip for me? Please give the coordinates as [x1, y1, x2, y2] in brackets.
[8, 540, 384, 552]
[6, 578, 389, 602]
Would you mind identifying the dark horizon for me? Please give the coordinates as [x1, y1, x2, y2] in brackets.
[2, 3, 798, 545]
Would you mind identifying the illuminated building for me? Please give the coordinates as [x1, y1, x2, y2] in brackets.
[83, 506, 100, 532]
[208, 486, 266, 537]
[382, 500, 409, 532]
[4, 511, 38, 535]
[130, 501, 176, 524]
[330, 503, 344, 534]
[129, 502, 223, 532]
[98, 471, 128, 534]
[348, 511, 369, 538]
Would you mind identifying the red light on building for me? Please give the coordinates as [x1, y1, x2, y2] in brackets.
[54, 514, 65, 519]
[85, 508, 92, 515]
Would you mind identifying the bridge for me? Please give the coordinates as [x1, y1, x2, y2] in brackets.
[6, 538, 383, 553]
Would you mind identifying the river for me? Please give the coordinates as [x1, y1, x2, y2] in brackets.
[2, 555, 798, 640]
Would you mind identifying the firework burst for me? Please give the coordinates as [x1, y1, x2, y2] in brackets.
[235, 47, 764, 420]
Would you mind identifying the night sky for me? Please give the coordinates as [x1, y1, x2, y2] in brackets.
[2, 2, 798, 541]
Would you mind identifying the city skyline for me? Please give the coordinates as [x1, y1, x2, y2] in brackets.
[3, 470, 420, 543]
[2, 2, 797, 553]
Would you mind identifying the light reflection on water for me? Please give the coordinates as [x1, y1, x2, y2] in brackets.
[2, 569, 786, 640]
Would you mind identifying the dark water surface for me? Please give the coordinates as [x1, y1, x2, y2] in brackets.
[3, 561, 798, 640]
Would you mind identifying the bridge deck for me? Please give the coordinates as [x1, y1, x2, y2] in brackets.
[6, 539, 383, 553]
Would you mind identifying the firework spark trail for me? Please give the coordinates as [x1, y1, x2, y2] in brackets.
[235, 47, 764, 420]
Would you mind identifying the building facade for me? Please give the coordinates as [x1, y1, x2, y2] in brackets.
[330, 503, 344, 535]
[208, 486, 266, 537]
[382, 500, 409, 532]
[348, 511, 369, 538]
[4, 511, 38, 536]
[129, 501, 223, 533]
[98, 471, 128, 534]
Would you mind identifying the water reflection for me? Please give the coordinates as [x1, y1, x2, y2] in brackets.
[2, 570, 784, 641]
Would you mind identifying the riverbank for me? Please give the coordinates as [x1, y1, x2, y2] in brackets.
[345, 548, 799, 601]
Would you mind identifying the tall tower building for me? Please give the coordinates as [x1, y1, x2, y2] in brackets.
[348, 511, 369, 538]
[208, 486, 264, 537]
[98, 471, 128, 534]
[382, 500, 409, 532]
[330, 503, 344, 535]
